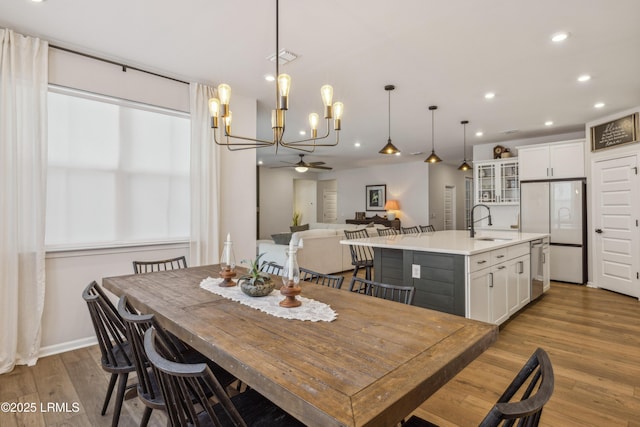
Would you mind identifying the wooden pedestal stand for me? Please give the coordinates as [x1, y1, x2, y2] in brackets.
[279, 280, 301, 307]
[219, 268, 236, 287]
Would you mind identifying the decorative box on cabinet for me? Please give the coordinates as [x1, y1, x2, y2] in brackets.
[517, 140, 585, 180]
[474, 158, 519, 205]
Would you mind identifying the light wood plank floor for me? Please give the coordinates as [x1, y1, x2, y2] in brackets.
[0, 281, 638, 426]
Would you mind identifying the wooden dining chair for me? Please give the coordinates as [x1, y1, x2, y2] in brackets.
[349, 277, 416, 305]
[143, 327, 305, 427]
[82, 281, 136, 427]
[402, 347, 555, 427]
[344, 229, 374, 280]
[377, 227, 398, 236]
[419, 225, 436, 232]
[299, 267, 344, 289]
[132, 256, 187, 274]
[117, 295, 238, 427]
[260, 260, 284, 276]
[402, 226, 420, 234]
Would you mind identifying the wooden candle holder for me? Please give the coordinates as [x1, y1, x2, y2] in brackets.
[219, 267, 236, 287]
[279, 279, 301, 307]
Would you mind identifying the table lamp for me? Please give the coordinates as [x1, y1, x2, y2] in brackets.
[384, 200, 400, 220]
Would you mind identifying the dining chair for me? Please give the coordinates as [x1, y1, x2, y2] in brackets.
[82, 281, 136, 427]
[349, 277, 416, 305]
[260, 260, 284, 276]
[402, 347, 555, 427]
[402, 226, 420, 234]
[117, 295, 239, 427]
[132, 256, 187, 274]
[344, 229, 374, 280]
[419, 225, 436, 232]
[143, 327, 305, 427]
[299, 267, 344, 289]
[377, 227, 398, 236]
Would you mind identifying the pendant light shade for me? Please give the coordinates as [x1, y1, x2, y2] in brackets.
[424, 105, 441, 163]
[458, 120, 472, 171]
[379, 85, 400, 155]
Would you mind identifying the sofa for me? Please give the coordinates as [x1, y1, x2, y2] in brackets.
[257, 222, 383, 274]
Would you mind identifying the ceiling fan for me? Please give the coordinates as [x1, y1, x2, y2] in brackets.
[272, 154, 333, 173]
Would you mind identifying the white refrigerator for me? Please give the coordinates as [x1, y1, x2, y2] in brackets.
[520, 180, 586, 284]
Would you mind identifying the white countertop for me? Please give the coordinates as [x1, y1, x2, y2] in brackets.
[339, 230, 548, 256]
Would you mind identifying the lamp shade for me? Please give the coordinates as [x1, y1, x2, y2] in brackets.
[384, 200, 400, 210]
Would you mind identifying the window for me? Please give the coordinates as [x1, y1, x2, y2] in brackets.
[45, 87, 190, 248]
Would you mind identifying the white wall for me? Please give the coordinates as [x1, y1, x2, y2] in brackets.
[294, 179, 317, 226]
[428, 163, 473, 230]
[320, 161, 429, 227]
[258, 167, 296, 239]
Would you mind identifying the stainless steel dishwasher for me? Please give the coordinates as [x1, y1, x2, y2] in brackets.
[530, 239, 547, 300]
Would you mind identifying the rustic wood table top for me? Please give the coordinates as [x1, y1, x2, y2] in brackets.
[103, 264, 497, 427]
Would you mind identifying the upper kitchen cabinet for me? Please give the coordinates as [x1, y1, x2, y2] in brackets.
[517, 140, 585, 181]
[474, 158, 519, 205]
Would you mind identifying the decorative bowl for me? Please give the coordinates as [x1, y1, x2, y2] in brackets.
[239, 279, 276, 297]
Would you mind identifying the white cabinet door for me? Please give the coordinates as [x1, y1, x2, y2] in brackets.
[550, 142, 584, 178]
[474, 158, 519, 205]
[518, 145, 550, 180]
[469, 269, 490, 323]
[507, 258, 520, 316]
[491, 264, 509, 325]
[516, 255, 531, 309]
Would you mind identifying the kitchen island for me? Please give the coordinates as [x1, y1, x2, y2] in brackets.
[340, 230, 549, 325]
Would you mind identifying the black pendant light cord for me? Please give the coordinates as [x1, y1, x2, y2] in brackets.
[388, 89, 391, 141]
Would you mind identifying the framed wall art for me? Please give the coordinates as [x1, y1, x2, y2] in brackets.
[365, 184, 386, 211]
[590, 113, 638, 152]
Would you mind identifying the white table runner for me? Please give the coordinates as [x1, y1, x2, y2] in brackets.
[199, 277, 337, 322]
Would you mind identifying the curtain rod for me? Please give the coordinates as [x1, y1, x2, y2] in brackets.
[50, 44, 189, 85]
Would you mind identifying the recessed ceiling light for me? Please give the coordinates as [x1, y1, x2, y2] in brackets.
[577, 74, 591, 82]
[299, 130, 306, 135]
[354, 142, 361, 147]
[395, 152, 401, 156]
[264, 74, 275, 82]
[594, 102, 605, 109]
[484, 92, 495, 100]
[257, 160, 264, 165]
[475, 131, 484, 137]
[545, 121, 554, 126]
[551, 32, 569, 43]
[31, 0, 45, 2]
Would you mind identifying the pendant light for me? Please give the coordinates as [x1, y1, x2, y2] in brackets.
[424, 105, 442, 163]
[458, 120, 472, 171]
[379, 85, 401, 154]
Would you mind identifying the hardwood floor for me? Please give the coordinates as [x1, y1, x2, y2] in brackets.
[0, 281, 638, 426]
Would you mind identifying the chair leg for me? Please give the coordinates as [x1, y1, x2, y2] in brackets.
[140, 406, 153, 427]
[111, 373, 129, 427]
[352, 265, 360, 277]
[365, 266, 372, 281]
[101, 373, 118, 415]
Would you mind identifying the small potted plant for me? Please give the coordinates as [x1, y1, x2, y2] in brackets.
[237, 253, 276, 297]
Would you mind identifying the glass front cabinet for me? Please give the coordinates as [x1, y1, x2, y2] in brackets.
[474, 158, 519, 205]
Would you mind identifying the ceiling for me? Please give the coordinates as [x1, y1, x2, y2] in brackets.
[2, 0, 639, 171]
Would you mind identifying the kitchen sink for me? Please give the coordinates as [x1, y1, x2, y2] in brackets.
[475, 237, 512, 242]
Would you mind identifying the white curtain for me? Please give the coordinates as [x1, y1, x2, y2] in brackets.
[0, 30, 48, 373]
[189, 83, 221, 265]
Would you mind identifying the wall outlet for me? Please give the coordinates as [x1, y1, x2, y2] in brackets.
[412, 264, 421, 279]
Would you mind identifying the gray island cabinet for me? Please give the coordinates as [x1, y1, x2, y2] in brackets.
[340, 230, 549, 325]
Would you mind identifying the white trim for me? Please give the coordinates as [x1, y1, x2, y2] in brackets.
[46, 240, 189, 259]
[39, 336, 97, 358]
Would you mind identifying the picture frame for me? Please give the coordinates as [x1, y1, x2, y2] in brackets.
[365, 184, 386, 211]
[590, 113, 639, 152]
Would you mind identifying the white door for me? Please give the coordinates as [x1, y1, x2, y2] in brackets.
[323, 190, 337, 223]
[444, 185, 456, 230]
[593, 155, 640, 298]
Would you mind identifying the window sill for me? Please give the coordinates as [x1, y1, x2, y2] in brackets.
[45, 239, 189, 259]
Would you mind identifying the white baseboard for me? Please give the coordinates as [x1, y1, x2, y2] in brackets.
[39, 336, 97, 358]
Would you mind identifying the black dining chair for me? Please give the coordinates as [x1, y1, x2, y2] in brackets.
[143, 327, 305, 427]
[299, 267, 344, 289]
[402, 347, 555, 427]
[133, 256, 187, 274]
[82, 281, 136, 427]
[344, 229, 374, 281]
[402, 226, 420, 234]
[349, 276, 415, 305]
[419, 225, 436, 232]
[377, 227, 398, 236]
[260, 260, 284, 276]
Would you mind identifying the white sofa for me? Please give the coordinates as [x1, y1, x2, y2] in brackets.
[257, 222, 383, 274]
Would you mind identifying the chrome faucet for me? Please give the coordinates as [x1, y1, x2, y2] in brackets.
[470, 204, 492, 238]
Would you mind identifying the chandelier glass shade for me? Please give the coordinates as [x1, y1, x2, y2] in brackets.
[208, 0, 343, 152]
[424, 105, 442, 163]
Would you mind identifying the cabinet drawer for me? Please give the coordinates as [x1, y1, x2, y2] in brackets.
[469, 252, 491, 272]
[491, 248, 508, 264]
[508, 243, 530, 259]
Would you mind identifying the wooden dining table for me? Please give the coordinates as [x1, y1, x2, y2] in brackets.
[103, 264, 497, 427]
